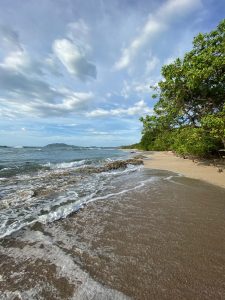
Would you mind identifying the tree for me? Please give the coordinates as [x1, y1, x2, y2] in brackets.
[202, 105, 225, 147]
[139, 19, 225, 156]
[156, 19, 225, 127]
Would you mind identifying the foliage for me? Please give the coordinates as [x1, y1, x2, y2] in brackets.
[138, 19, 225, 157]
[201, 105, 225, 147]
[170, 127, 221, 157]
[120, 143, 142, 150]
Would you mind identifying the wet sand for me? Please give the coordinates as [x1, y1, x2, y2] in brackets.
[1, 169, 225, 299]
[144, 151, 225, 189]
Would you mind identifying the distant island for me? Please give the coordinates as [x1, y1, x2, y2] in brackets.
[44, 143, 83, 148]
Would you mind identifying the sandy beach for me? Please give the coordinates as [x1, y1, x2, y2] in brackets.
[1, 148, 225, 299]
[143, 151, 225, 189]
[2, 167, 225, 299]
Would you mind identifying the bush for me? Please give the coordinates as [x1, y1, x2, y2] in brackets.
[151, 131, 175, 151]
[140, 132, 155, 150]
[171, 127, 222, 157]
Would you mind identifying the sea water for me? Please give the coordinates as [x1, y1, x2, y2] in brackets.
[0, 145, 134, 238]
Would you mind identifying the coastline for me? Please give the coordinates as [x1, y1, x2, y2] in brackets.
[1, 149, 225, 299]
[143, 151, 225, 189]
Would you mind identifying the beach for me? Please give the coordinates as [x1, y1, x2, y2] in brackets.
[1, 147, 225, 299]
[143, 151, 225, 189]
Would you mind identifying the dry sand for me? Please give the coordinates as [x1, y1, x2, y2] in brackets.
[143, 151, 225, 189]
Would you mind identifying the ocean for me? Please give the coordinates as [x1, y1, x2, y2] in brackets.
[1, 145, 225, 299]
[0, 144, 133, 238]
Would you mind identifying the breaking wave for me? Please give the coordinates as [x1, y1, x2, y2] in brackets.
[0, 156, 144, 239]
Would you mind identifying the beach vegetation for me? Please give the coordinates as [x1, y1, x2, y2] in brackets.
[138, 19, 225, 157]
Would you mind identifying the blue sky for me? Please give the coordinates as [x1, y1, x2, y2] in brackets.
[0, 0, 224, 146]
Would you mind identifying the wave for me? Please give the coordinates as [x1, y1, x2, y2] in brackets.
[0, 163, 48, 178]
[43, 159, 87, 169]
[0, 156, 146, 239]
[13, 145, 24, 149]
[0, 167, 11, 172]
[0, 160, 87, 177]
[0, 173, 154, 239]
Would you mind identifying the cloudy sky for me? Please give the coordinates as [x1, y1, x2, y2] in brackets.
[0, 0, 224, 146]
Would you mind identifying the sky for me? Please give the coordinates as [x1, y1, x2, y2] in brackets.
[0, 0, 224, 146]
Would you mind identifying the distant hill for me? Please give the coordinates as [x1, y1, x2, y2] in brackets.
[44, 143, 82, 148]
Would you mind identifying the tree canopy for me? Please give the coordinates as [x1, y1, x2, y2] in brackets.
[139, 19, 225, 156]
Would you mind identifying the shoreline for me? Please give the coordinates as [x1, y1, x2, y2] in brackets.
[1, 150, 225, 299]
[142, 151, 225, 189]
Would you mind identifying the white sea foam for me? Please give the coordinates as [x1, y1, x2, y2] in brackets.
[13, 145, 23, 148]
[102, 163, 143, 176]
[105, 158, 113, 162]
[164, 172, 184, 184]
[0, 167, 10, 172]
[87, 176, 158, 204]
[0, 172, 157, 239]
[0, 157, 151, 240]
[44, 159, 87, 169]
[0, 229, 130, 300]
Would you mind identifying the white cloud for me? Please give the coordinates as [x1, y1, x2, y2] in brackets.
[121, 78, 159, 98]
[0, 25, 44, 76]
[86, 128, 140, 136]
[86, 100, 152, 117]
[67, 20, 90, 48]
[121, 81, 131, 99]
[44, 55, 62, 76]
[87, 128, 109, 135]
[0, 25, 95, 119]
[53, 38, 96, 80]
[114, 19, 164, 70]
[114, 0, 202, 70]
[134, 83, 151, 94]
[0, 60, 94, 118]
[0, 106, 20, 119]
[0, 50, 43, 76]
[164, 56, 178, 66]
[1, 51, 28, 70]
[33, 91, 93, 116]
[145, 55, 160, 74]
[0, 89, 93, 118]
[157, 0, 201, 21]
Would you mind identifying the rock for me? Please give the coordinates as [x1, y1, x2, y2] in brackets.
[78, 158, 143, 174]
[32, 187, 55, 197]
[103, 159, 143, 171]
[126, 158, 143, 165]
[30, 222, 44, 231]
[217, 168, 223, 173]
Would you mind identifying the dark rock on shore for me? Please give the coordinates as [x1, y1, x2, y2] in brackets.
[104, 158, 143, 170]
[78, 158, 143, 174]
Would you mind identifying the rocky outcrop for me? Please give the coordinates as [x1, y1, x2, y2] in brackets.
[79, 158, 143, 174]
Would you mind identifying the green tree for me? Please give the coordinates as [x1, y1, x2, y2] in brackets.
[139, 19, 225, 156]
[156, 19, 225, 127]
[202, 105, 225, 147]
